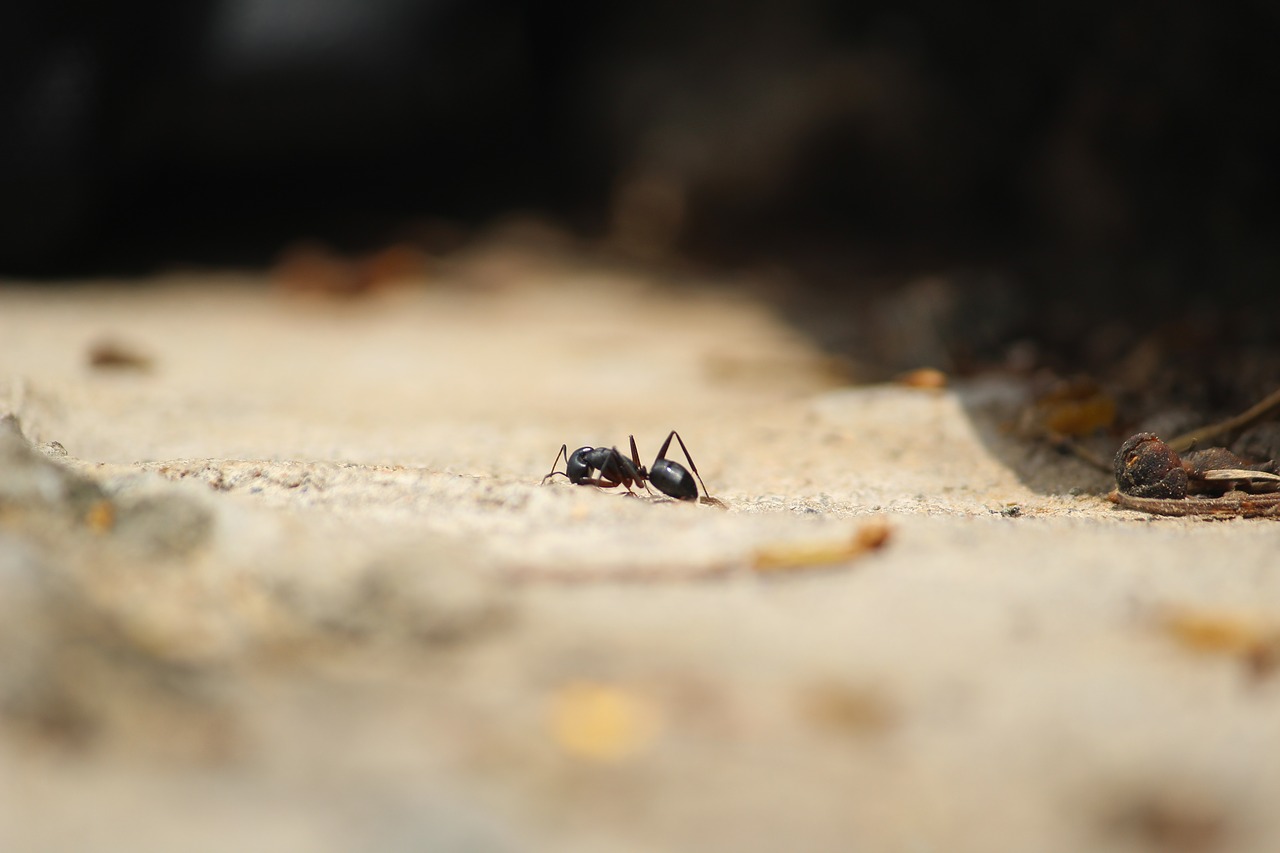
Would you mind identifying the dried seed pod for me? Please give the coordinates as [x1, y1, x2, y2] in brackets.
[1114, 433, 1187, 499]
[1182, 447, 1280, 493]
[1111, 431, 1280, 517]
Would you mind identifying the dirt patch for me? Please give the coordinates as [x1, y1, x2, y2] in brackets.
[2, 256, 1279, 852]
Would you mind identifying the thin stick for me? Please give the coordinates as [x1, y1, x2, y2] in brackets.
[1168, 387, 1280, 453]
[1109, 489, 1280, 518]
[1048, 433, 1112, 472]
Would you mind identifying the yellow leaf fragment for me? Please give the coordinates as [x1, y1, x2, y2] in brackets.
[549, 682, 662, 763]
[1161, 609, 1280, 676]
[1163, 610, 1273, 653]
[752, 518, 892, 574]
[85, 500, 116, 533]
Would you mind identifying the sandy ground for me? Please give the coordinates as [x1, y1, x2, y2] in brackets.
[2, 244, 1279, 853]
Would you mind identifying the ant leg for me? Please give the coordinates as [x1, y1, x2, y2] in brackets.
[627, 436, 655, 494]
[541, 444, 570, 484]
[608, 446, 647, 494]
[660, 430, 713, 499]
[577, 477, 624, 489]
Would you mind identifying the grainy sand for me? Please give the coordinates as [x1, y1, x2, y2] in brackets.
[2, 247, 1278, 852]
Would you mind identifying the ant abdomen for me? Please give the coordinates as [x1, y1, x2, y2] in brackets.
[649, 458, 698, 500]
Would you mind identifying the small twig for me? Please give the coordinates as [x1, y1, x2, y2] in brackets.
[1168, 387, 1280, 453]
[1048, 433, 1112, 472]
[1109, 490, 1280, 518]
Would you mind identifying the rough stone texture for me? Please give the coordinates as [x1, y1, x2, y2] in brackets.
[2, 251, 1278, 852]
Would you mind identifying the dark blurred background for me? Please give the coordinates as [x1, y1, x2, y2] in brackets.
[2, 0, 1277, 315]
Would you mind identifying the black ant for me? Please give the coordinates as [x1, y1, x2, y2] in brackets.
[541, 430, 721, 505]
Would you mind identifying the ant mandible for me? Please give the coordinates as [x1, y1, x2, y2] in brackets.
[541, 430, 718, 504]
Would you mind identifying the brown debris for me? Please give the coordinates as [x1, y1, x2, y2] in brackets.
[1032, 379, 1117, 438]
[894, 367, 948, 390]
[271, 241, 430, 297]
[1107, 788, 1231, 853]
[798, 681, 897, 735]
[87, 339, 154, 371]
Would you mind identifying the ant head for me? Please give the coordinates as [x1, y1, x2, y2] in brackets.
[566, 446, 593, 481]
